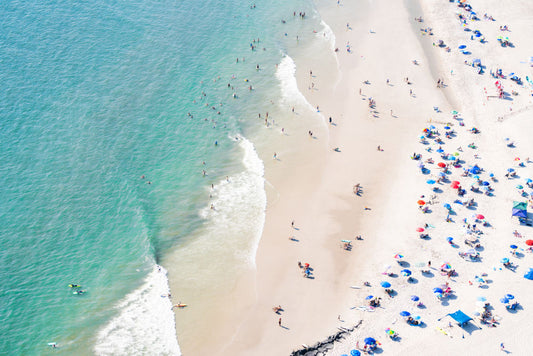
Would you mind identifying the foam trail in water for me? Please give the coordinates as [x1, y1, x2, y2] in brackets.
[317, 20, 339, 68]
[94, 266, 180, 356]
[199, 135, 266, 267]
[275, 55, 317, 113]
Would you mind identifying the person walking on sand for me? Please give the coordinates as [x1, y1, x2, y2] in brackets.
[279, 318, 282, 326]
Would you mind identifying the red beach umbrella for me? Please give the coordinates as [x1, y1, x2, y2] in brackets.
[438, 162, 446, 168]
[416, 227, 424, 232]
[476, 214, 485, 220]
[417, 200, 426, 206]
[526, 240, 533, 246]
[451, 181, 460, 189]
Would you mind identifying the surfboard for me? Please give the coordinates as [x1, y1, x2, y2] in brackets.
[68, 284, 81, 288]
[174, 304, 187, 308]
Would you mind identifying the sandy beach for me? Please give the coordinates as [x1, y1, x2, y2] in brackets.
[173, 0, 533, 355]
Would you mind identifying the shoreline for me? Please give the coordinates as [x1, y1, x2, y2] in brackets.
[167, 0, 533, 354]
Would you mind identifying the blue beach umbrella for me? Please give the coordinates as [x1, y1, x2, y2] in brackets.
[364, 337, 376, 345]
[401, 269, 412, 276]
[433, 287, 443, 293]
[411, 295, 419, 301]
[444, 126, 451, 130]
[475, 276, 485, 283]
[501, 257, 510, 264]
[483, 181, 490, 186]
[526, 178, 532, 183]
[516, 185, 523, 189]
[500, 297, 509, 304]
[350, 350, 361, 356]
[436, 149, 444, 153]
[399, 311, 411, 317]
[381, 281, 391, 288]
[505, 294, 515, 300]
[365, 295, 374, 300]
[443, 203, 451, 210]
[490, 173, 495, 177]
[427, 179, 436, 184]
[510, 245, 518, 249]
[508, 168, 515, 173]
[476, 296, 486, 301]
[458, 45, 466, 49]
[446, 237, 454, 243]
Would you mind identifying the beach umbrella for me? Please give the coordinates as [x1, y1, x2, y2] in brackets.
[476, 296, 486, 302]
[401, 269, 412, 277]
[458, 45, 466, 49]
[417, 200, 425, 206]
[443, 203, 451, 210]
[439, 172, 446, 178]
[385, 328, 395, 336]
[482, 181, 490, 186]
[350, 350, 361, 356]
[416, 227, 425, 232]
[427, 179, 436, 184]
[441, 263, 452, 270]
[436, 148, 444, 153]
[446, 237, 454, 243]
[501, 257, 510, 264]
[516, 185, 523, 189]
[411, 295, 420, 301]
[433, 287, 443, 293]
[508, 168, 515, 173]
[381, 281, 391, 288]
[451, 110, 458, 115]
[451, 181, 460, 189]
[438, 162, 446, 168]
[510, 244, 518, 249]
[526, 240, 533, 246]
[429, 125, 436, 129]
[366, 295, 374, 300]
[505, 294, 515, 300]
[476, 214, 485, 220]
[475, 300, 487, 307]
[500, 297, 509, 304]
[475, 276, 485, 283]
[515, 157, 520, 161]
[490, 173, 494, 177]
[364, 337, 376, 345]
[444, 126, 451, 130]
[526, 178, 532, 183]
[394, 254, 404, 259]
[473, 175, 480, 179]
[399, 311, 411, 317]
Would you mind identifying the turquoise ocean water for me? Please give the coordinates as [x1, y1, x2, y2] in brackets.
[0, 0, 330, 354]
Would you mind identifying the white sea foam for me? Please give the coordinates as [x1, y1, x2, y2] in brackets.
[275, 55, 317, 113]
[318, 20, 337, 56]
[94, 266, 180, 356]
[199, 135, 266, 266]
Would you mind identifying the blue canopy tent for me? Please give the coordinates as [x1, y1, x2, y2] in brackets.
[512, 201, 527, 218]
[524, 269, 533, 280]
[447, 310, 472, 326]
